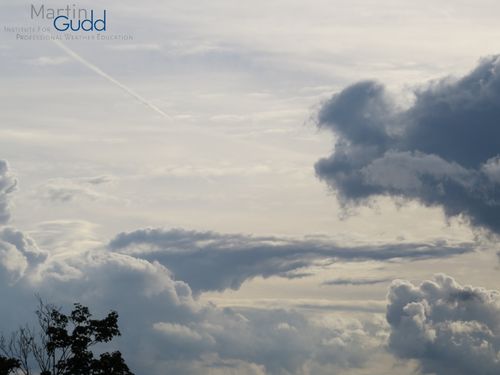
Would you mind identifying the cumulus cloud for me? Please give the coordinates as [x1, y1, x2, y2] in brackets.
[0, 231, 47, 282]
[387, 274, 500, 375]
[6, 247, 387, 375]
[0, 162, 391, 374]
[153, 322, 209, 344]
[315, 56, 500, 234]
[0, 240, 28, 281]
[0, 227, 47, 274]
[0, 161, 46, 281]
[0, 159, 486, 374]
[108, 228, 473, 293]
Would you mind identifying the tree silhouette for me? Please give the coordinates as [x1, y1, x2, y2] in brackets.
[0, 300, 134, 375]
[0, 356, 20, 375]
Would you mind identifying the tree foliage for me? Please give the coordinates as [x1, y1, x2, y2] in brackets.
[0, 356, 20, 375]
[0, 300, 134, 375]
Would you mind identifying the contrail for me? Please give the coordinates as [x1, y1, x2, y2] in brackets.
[50, 40, 301, 158]
[53, 39, 172, 121]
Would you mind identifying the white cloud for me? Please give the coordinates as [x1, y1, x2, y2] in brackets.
[0, 240, 27, 281]
[153, 322, 212, 345]
[387, 274, 500, 375]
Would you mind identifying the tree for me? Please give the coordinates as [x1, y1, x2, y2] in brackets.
[0, 356, 20, 375]
[0, 300, 134, 375]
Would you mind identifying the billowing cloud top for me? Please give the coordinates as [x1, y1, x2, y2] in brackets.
[315, 56, 500, 234]
[387, 274, 500, 375]
[0, 162, 46, 281]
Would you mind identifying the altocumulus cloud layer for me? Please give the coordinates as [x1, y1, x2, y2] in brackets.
[387, 274, 500, 375]
[315, 56, 500, 234]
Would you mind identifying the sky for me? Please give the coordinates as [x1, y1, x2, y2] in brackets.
[1, 1, 500, 374]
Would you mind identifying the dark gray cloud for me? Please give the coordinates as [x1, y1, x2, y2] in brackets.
[315, 56, 500, 234]
[0, 160, 17, 225]
[109, 228, 473, 293]
[387, 274, 500, 375]
[322, 277, 392, 286]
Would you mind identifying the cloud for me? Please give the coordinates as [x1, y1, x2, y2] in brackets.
[41, 183, 99, 203]
[315, 56, 500, 234]
[0, 159, 486, 374]
[0, 160, 17, 225]
[38, 176, 114, 203]
[27, 56, 70, 66]
[0, 228, 47, 282]
[153, 322, 209, 344]
[108, 228, 473, 293]
[108, 44, 162, 52]
[0, 162, 46, 282]
[0, 227, 47, 267]
[12, 248, 387, 375]
[322, 277, 392, 286]
[386, 274, 500, 375]
[84, 175, 113, 185]
[0, 240, 28, 281]
[296, 300, 386, 314]
[0, 162, 391, 374]
[0, 228, 47, 283]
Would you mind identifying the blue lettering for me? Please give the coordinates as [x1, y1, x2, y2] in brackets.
[81, 11, 93, 31]
[52, 9, 107, 32]
[53, 15, 69, 31]
[94, 10, 106, 32]
[70, 20, 81, 31]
